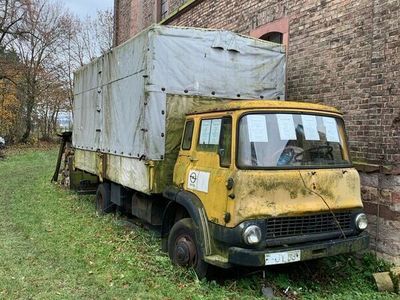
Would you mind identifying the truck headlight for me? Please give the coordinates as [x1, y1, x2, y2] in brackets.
[355, 213, 368, 230]
[243, 225, 262, 245]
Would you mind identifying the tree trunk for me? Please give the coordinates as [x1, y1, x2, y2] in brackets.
[21, 95, 34, 143]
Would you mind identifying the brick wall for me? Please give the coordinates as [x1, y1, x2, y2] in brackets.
[114, 0, 400, 263]
[114, 0, 156, 42]
[369, 0, 400, 165]
[114, 0, 131, 45]
[359, 2, 400, 263]
[142, 0, 156, 30]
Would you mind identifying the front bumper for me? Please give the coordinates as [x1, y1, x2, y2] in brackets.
[228, 233, 369, 267]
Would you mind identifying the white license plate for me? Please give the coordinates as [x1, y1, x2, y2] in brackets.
[265, 250, 301, 266]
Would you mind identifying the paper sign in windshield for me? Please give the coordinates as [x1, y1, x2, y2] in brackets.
[277, 114, 296, 140]
[323, 117, 340, 142]
[209, 119, 222, 145]
[247, 115, 268, 142]
[301, 115, 320, 140]
[199, 120, 212, 144]
[199, 119, 221, 144]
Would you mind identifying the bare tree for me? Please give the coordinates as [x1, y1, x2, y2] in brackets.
[69, 9, 114, 66]
[1, 1, 113, 143]
[35, 70, 68, 140]
[94, 9, 113, 55]
[56, 8, 113, 119]
[0, 0, 26, 140]
[0, 0, 26, 46]
[0, 0, 27, 87]
[12, 0, 71, 142]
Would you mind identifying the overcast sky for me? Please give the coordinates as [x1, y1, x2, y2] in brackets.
[61, 0, 114, 18]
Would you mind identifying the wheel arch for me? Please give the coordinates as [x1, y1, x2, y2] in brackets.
[161, 187, 212, 256]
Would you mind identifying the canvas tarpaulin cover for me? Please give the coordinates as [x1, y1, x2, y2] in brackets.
[73, 25, 286, 160]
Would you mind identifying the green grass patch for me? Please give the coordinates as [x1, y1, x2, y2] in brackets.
[0, 148, 397, 299]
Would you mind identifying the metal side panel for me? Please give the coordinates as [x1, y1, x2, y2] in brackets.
[74, 149, 98, 175]
[106, 154, 150, 194]
[74, 149, 151, 194]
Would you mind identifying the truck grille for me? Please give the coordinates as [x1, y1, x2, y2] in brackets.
[265, 212, 353, 239]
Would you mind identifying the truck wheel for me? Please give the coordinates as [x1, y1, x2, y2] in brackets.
[168, 218, 210, 279]
[96, 183, 115, 214]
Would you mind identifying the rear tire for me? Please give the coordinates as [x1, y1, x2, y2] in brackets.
[168, 218, 211, 279]
[96, 183, 115, 214]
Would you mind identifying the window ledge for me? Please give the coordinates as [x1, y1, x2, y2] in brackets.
[159, 0, 204, 24]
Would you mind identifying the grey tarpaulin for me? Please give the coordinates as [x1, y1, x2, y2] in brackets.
[73, 25, 286, 160]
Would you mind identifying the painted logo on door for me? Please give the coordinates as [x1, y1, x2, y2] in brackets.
[187, 170, 210, 193]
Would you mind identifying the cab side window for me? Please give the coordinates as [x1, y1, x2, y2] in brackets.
[197, 117, 232, 167]
[219, 118, 232, 167]
[181, 120, 194, 150]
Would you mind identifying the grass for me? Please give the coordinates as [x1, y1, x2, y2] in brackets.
[0, 148, 398, 299]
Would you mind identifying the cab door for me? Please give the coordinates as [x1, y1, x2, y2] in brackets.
[181, 115, 233, 226]
[174, 119, 196, 189]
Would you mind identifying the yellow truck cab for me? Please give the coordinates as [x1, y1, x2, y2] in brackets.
[163, 100, 369, 277]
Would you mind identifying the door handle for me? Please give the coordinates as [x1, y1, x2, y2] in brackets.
[189, 157, 198, 162]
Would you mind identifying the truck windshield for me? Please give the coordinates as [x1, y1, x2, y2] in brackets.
[238, 113, 351, 168]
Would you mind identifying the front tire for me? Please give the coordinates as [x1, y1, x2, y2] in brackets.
[95, 183, 115, 214]
[168, 218, 210, 279]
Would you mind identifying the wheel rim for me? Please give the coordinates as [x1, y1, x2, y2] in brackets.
[174, 233, 197, 267]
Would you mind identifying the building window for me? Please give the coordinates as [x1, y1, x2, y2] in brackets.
[161, 0, 168, 20]
[260, 32, 283, 44]
[250, 17, 289, 47]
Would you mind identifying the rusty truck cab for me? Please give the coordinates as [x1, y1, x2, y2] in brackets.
[167, 100, 369, 276]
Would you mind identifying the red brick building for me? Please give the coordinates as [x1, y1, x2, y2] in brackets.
[114, 0, 400, 264]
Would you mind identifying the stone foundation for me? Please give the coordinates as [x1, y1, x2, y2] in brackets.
[360, 170, 400, 265]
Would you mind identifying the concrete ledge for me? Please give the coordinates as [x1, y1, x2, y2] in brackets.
[354, 161, 400, 175]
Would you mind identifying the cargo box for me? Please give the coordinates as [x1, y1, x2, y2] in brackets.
[73, 25, 286, 194]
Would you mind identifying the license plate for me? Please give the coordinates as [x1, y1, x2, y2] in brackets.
[265, 250, 301, 265]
